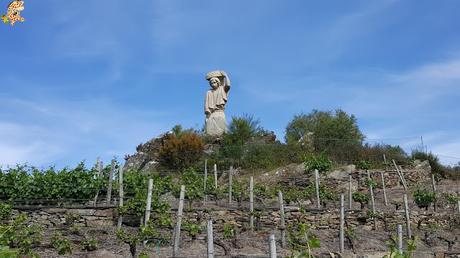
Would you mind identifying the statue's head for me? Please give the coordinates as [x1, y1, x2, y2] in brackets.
[208, 77, 221, 90]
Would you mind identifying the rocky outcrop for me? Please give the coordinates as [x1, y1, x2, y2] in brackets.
[123, 132, 172, 173]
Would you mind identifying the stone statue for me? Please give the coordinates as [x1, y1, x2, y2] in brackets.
[204, 70, 231, 136]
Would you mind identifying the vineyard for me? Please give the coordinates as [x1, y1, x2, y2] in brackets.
[0, 158, 459, 258]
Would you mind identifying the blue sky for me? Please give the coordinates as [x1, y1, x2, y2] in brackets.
[1, 0, 460, 168]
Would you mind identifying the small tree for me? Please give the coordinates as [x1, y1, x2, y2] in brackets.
[285, 109, 364, 161]
[304, 153, 332, 173]
[352, 192, 369, 210]
[223, 114, 263, 145]
[413, 188, 436, 210]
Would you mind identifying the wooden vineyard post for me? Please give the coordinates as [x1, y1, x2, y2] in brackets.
[269, 233, 277, 258]
[249, 176, 254, 231]
[93, 159, 103, 206]
[339, 194, 345, 253]
[314, 169, 321, 209]
[106, 159, 115, 205]
[367, 170, 377, 230]
[348, 174, 353, 209]
[173, 185, 185, 257]
[207, 219, 214, 258]
[458, 200, 460, 214]
[397, 224, 403, 253]
[228, 166, 233, 205]
[403, 194, 411, 239]
[214, 164, 218, 189]
[204, 159, 208, 203]
[431, 174, 437, 212]
[278, 191, 286, 248]
[381, 171, 388, 206]
[144, 178, 153, 226]
[392, 160, 407, 190]
[117, 166, 124, 229]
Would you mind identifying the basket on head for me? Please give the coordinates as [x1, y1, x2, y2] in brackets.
[206, 70, 224, 81]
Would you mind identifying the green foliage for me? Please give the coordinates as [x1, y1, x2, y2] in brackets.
[51, 233, 72, 255]
[116, 229, 139, 258]
[0, 163, 102, 203]
[82, 237, 98, 251]
[158, 126, 204, 170]
[0, 204, 11, 221]
[288, 223, 320, 258]
[318, 185, 337, 202]
[0, 245, 19, 258]
[383, 236, 417, 258]
[352, 192, 369, 209]
[223, 114, 263, 146]
[0, 214, 41, 256]
[304, 153, 332, 173]
[365, 179, 377, 189]
[64, 212, 81, 226]
[358, 143, 409, 168]
[413, 188, 436, 210]
[223, 223, 236, 239]
[356, 160, 371, 170]
[217, 143, 306, 170]
[182, 220, 202, 239]
[179, 168, 204, 201]
[366, 210, 383, 219]
[345, 227, 356, 240]
[231, 178, 247, 202]
[120, 171, 172, 218]
[443, 193, 459, 206]
[285, 109, 364, 161]
[212, 114, 307, 170]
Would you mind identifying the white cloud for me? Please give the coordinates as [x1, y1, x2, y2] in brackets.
[0, 97, 170, 168]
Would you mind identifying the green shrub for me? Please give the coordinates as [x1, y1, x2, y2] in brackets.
[223, 114, 263, 146]
[0, 203, 12, 221]
[443, 193, 459, 206]
[51, 233, 72, 255]
[116, 229, 139, 258]
[0, 214, 41, 256]
[356, 160, 371, 170]
[0, 246, 19, 257]
[285, 109, 364, 161]
[352, 192, 369, 209]
[365, 179, 377, 189]
[119, 171, 172, 220]
[223, 223, 236, 239]
[178, 168, 204, 202]
[358, 143, 409, 168]
[182, 220, 202, 240]
[304, 153, 332, 173]
[413, 188, 436, 210]
[383, 236, 417, 258]
[64, 212, 81, 226]
[0, 163, 102, 203]
[82, 237, 98, 251]
[288, 223, 320, 257]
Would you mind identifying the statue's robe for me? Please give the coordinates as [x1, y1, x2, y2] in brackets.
[205, 85, 229, 136]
